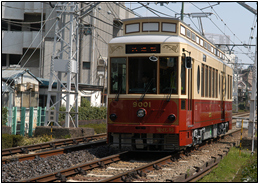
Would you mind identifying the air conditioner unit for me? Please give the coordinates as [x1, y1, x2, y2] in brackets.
[17, 84, 25, 92]
[97, 57, 107, 66]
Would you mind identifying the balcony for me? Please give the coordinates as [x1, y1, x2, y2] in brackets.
[2, 31, 42, 55]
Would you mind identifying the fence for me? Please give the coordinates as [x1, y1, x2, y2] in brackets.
[8, 107, 46, 137]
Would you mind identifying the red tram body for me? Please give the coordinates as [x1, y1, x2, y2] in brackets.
[107, 17, 233, 151]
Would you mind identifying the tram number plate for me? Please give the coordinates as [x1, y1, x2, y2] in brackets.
[133, 102, 151, 108]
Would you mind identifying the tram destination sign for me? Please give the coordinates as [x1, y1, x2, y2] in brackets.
[126, 44, 160, 54]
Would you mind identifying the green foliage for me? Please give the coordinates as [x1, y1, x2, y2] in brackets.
[80, 123, 107, 134]
[198, 147, 251, 182]
[58, 99, 107, 123]
[241, 154, 257, 182]
[11, 134, 23, 147]
[81, 98, 91, 107]
[2, 107, 8, 126]
[21, 134, 53, 146]
[2, 134, 13, 149]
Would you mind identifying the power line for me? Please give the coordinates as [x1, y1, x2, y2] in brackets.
[190, 2, 255, 62]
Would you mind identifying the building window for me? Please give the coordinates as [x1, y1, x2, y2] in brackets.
[2, 20, 8, 31]
[2, 54, 7, 66]
[83, 62, 90, 69]
[10, 54, 21, 65]
[10, 20, 22, 31]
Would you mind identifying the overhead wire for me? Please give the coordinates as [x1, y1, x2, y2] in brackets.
[190, 2, 255, 62]
[2, 3, 68, 95]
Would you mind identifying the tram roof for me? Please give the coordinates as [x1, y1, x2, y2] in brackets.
[122, 17, 180, 22]
[109, 35, 230, 67]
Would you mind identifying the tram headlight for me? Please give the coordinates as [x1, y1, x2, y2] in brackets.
[110, 113, 117, 121]
[168, 114, 176, 122]
[137, 109, 146, 118]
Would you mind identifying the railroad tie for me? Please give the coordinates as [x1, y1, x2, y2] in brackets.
[55, 172, 66, 182]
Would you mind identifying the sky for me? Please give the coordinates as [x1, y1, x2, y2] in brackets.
[125, 1, 257, 68]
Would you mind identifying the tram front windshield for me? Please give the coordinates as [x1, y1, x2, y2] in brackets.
[110, 57, 178, 94]
[128, 57, 157, 94]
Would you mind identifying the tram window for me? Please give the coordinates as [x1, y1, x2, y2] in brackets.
[197, 65, 200, 94]
[203, 54, 206, 62]
[128, 57, 157, 94]
[181, 58, 186, 95]
[204, 42, 207, 49]
[162, 23, 176, 32]
[230, 76, 232, 99]
[209, 67, 211, 97]
[205, 65, 208, 97]
[216, 70, 218, 98]
[143, 22, 159, 32]
[227, 75, 229, 99]
[211, 47, 214, 53]
[200, 39, 203, 47]
[187, 29, 191, 38]
[212, 68, 214, 98]
[196, 36, 200, 44]
[160, 57, 178, 94]
[219, 74, 220, 96]
[180, 25, 186, 35]
[208, 44, 211, 51]
[192, 33, 196, 42]
[201, 64, 204, 97]
[125, 23, 140, 33]
[110, 58, 126, 94]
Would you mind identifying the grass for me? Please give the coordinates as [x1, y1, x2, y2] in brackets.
[198, 147, 252, 182]
[20, 135, 54, 146]
[79, 123, 107, 134]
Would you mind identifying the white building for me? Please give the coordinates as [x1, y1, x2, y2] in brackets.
[2, 2, 134, 107]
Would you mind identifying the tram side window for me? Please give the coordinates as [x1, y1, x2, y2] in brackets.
[181, 58, 186, 95]
[128, 57, 157, 94]
[216, 70, 218, 98]
[205, 65, 208, 97]
[209, 67, 211, 98]
[230, 76, 232, 99]
[160, 57, 178, 94]
[201, 64, 204, 97]
[110, 58, 126, 94]
[212, 68, 214, 98]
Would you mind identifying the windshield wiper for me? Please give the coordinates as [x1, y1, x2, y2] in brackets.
[139, 78, 154, 102]
[115, 85, 122, 101]
[166, 87, 173, 102]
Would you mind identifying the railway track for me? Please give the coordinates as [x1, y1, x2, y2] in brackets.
[2, 139, 106, 164]
[15, 128, 241, 182]
[2, 133, 106, 157]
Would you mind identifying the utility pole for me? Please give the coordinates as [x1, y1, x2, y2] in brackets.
[237, 2, 257, 155]
[45, 2, 79, 128]
[181, 2, 184, 21]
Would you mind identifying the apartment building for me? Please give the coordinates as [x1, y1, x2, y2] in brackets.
[2, 2, 134, 107]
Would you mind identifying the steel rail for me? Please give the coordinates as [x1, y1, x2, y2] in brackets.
[17, 151, 128, 182]
[2, 133, 107, 157]
[99, 128, 241, 182]
[2, 139, 106, 164]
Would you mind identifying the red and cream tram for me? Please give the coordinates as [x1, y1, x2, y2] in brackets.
[107, 17, 233, 151]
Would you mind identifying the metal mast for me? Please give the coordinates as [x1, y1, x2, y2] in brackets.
[45, 2, 79, 128]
